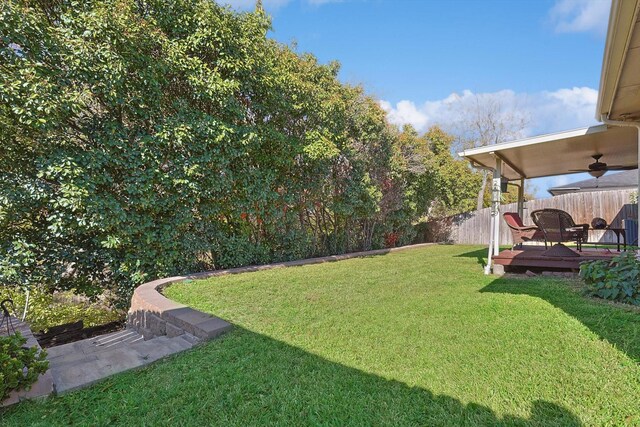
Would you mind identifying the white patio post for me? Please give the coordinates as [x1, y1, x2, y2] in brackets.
[485, 202, 495, 275]
[517, 178, 525, 219]
[492, 157, 502, 256]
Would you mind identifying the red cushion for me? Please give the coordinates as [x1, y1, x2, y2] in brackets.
[503, 212, 525, 228]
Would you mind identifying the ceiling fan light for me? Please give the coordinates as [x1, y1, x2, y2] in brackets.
[588, 169, 606, 178]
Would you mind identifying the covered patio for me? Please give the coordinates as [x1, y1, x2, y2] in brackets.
[460, 0, 640, 274]
[459, 124, 639, 273]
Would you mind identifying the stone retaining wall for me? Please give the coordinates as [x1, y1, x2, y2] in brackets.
[127, 243, 434, 341]
[127, 276, 232, 342]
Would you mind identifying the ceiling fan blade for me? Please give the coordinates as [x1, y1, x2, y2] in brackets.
[570, 154, 636, 175]
[605, 165, 637, 170]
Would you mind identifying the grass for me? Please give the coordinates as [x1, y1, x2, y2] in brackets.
[3, 245, 640, 426]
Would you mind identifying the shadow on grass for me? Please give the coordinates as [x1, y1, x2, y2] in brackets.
[455, 248, 488, 269]
[3, 327, 581, 426]
[481, 276, 640, 364]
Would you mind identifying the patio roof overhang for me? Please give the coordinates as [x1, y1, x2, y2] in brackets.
[458, 124, 639, 181]
[597, 0, 640, 122]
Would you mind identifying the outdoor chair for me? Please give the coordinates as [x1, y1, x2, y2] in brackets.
[502, 212, 545, 248]
[530, 208, 589, 251]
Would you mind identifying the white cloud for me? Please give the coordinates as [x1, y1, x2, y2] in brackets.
[380, 87, 601, 199]
[549, 0, 611, 35]
[534, 86, 599, 132]
[379, 100, 429, 131]
[380, 89, 526, 135]
[379, 86, 599, 136]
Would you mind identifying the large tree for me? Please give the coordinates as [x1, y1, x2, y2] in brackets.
[448, 94, 529, 210]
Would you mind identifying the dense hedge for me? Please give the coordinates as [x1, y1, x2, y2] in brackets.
[0, 0, 480, 304]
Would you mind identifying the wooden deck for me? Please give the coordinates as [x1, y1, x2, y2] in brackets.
[493, 245, 620, 271]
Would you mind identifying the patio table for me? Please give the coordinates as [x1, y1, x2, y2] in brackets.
[585, 227, 626, 251]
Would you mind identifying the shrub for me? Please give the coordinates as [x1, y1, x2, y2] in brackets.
[0, 332, 49, 401]
[0, 288, 124, 332]
[384, 232, 400, 248]
[580, 252, 640, 305]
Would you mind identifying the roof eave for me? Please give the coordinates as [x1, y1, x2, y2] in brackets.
[458, 125, 607, 158]
[596, 0, 640, 121]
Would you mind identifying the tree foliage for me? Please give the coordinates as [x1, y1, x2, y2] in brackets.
[0, 0, 481, 304]
[393, 125, 481, 219]
[448, 94, 529, 210]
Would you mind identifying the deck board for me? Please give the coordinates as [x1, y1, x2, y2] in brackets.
[493, 246, 619, 270]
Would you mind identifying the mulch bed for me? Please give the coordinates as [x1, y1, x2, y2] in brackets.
[35, 320, 124, 348]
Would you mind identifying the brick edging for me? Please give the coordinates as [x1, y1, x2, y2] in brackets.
[127, 243, 434, 341]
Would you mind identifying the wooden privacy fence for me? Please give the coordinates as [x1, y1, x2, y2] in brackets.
[425, 190, 638, 245]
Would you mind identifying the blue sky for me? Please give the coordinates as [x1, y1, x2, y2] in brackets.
[221, 0, 612, 197]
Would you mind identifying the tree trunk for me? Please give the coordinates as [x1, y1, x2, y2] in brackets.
[476, 170, 489, 211]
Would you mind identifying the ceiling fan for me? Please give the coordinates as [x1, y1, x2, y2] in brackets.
[569, 154, 635, 178]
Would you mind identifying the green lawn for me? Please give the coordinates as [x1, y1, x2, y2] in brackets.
[3, 245, 640, 426]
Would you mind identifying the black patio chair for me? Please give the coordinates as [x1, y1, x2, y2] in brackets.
[530, 208, 589, 251]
